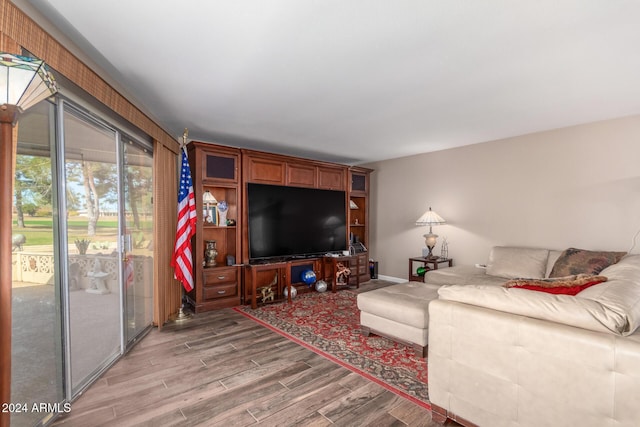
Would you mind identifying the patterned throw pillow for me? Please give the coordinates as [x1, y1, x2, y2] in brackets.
[549, 248, 626, 278]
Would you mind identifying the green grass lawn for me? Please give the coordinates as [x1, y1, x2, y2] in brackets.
[12, 216, 150, 247]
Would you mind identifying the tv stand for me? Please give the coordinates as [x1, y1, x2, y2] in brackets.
[247, 250, 370, 309]
[247, 258, 323, 309]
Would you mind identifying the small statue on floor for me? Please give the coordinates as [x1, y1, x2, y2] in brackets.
[257, 286, 274, 303]
[336, 262, 351, 284]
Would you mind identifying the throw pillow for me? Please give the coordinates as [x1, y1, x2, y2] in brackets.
[504, 274, 608, 296]
[485, 246, 550, 279]
[549, 248, 626, 278]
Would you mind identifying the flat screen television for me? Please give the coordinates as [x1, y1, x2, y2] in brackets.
[247, 183, 347, 260]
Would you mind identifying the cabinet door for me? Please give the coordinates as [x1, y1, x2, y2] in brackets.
[246, 156, 285, 184]
[202, 151, 238, 184]
[350, 171, 368, 195]
[318, 166, 345, 190]
[286, 163, 317, 187]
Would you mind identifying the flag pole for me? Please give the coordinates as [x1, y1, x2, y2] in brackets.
[170, 128, 193, 322]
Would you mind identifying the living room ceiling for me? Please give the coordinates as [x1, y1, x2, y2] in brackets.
[24, 1, 640, 164]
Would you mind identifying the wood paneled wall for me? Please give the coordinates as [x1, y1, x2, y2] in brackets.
[153, 143, 181, 327]
[0, 0, 182, 327]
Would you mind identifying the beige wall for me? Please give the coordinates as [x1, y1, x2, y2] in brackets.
[364, 115, 640, 280]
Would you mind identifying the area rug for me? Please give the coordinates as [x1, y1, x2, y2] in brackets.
[233, 290, 430, 408]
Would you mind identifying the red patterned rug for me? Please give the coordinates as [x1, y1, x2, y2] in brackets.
[234, 290, 430, 408]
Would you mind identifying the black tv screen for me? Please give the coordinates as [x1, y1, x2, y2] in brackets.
[247, 183, 347, 260]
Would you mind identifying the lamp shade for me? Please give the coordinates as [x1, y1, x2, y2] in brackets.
[202, 190, 217, 204]
[415, 207, 446, 226]
[0, 53, 57, 120]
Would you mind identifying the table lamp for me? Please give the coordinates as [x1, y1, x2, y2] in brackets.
[415, 207, 446, 260]
[202, 190, 217, 223]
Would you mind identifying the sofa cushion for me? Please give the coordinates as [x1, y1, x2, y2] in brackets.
[424, 265, 506, 287]
[485, 246, 549, 279]
[545, 250, 563, 277]
[549, 247, 626, 277]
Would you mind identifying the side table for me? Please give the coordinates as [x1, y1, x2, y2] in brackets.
[409, 257, 453, 282]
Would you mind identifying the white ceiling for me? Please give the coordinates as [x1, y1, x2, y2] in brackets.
[24, 1, 640, 164]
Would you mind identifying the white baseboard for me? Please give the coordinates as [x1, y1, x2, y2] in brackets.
[376, 274, 406, 283]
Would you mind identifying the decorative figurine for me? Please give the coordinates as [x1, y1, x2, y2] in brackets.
[441, 237, 449, 259]
[218, 200, 228, 226]
[204, 240, 218, 267]
[336, 262, 351, 284]
[257, 286, 274, 303]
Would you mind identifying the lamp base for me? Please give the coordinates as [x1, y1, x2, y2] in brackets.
[426, 245, 439, 261]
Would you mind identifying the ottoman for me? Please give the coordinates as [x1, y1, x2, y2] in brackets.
[356, 281, 440, 357]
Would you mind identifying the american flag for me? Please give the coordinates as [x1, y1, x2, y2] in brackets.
[171, 147, 197, 292]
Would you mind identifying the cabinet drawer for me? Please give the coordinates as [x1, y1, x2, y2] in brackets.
[203, 282, 238, 300]
[203, 267, 238, 285]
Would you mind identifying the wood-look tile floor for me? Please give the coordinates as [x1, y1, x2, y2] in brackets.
[51, 306, 452, 427]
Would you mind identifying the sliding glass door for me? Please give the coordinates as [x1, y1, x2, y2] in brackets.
[61, 102, 154, 396]
[10, 94, 154, 426]
[122, 137, 154, 345]
[11, 100, 64, 427]
[62, 106, 122, 394]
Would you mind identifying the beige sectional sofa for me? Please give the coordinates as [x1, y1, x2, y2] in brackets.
[426, 247, 640, 426]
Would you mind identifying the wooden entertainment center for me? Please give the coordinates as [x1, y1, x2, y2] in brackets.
[186, 141, 372, 313]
